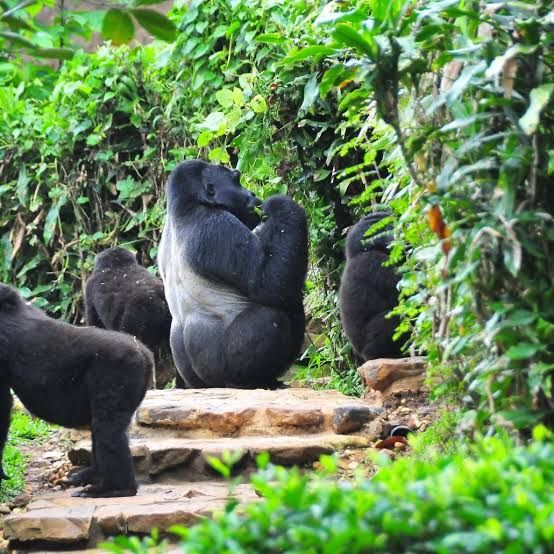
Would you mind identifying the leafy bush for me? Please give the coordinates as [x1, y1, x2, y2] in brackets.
[282, 0, 554, 429]
[0, 410, 52, 503]
[104, 428, 554, 554]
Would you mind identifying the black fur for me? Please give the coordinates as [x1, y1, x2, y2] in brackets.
[158, 160, 308, 388]
[0, 284, 152, 497]
[339, 213, 406, 361]
[85, 247, 181, 388]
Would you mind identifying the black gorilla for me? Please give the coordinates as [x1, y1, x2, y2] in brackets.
[339, 212, 406, 362]
[0, 284, 152, 497]
[85, 247, 180, 388]
[158, 160, 308, 388]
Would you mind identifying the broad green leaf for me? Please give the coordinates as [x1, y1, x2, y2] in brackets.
[0, 31, 35, 48]
[201, 111, 227, 132]
[131, 9, 177, 42]
[320, 64, 348, 97]
[519, 84, 554, 135]
[250, 94, 267, 114]
[216, 89, 234, 108]
[33, 47, 74, 60]
[43, 193, 67, 245]
[197, 131, 213, 147]
[299, 74, 319, 114]
[255, 33, 286, 44]
[505, 343, 539, 360]
[333, 23, 377, 60]
[132, 0, 167, 5]
[281, 45, 338, 65]
[102, 9, 135, 45]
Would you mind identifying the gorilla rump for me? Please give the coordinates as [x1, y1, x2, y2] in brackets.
[158, 160, 308, 388]
[85, 247, 178, 388]
[0, 284, 152, 497]
[339, 213, 406, 362]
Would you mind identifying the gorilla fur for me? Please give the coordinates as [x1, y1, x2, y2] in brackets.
[85, 247, 180, 388]
[158, 160, 308, 388]
[0, 284, 152, 497]
[339, 213, 406, 361]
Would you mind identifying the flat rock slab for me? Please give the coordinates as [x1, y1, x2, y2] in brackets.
[70, 433, 374, 478]
[133, 388, 381, 438]
[4, 482, 256, 546]
[358, 357, 426, 397]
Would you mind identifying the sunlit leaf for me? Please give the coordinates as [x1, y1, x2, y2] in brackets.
[131, 9, 177, 42]
[102, 9, 135, 45]
[519, 84, 554, 135]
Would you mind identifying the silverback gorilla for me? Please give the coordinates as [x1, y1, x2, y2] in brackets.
[158, 160, 308, 388]
[85, 247, 180, 388]
[0, 284, 152, 497]
[339, 213, 406, 361]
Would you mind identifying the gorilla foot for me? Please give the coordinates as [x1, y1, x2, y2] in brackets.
[72, 484, 138, 498]
[0, 467, 9, 480]
[64, 466, 98, 487]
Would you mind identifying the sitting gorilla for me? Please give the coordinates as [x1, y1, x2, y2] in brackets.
[339, 212, 406, 362]
[158, 160, 308, 388]
[0, 284, 152, 497]
[85, 247, 181, 388]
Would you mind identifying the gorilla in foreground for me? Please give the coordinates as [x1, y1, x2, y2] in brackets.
[0, 284, 152, 497]
[85, 247, 179, 388]
[158, 160, 308, 388]
[339, 212, 406, 362]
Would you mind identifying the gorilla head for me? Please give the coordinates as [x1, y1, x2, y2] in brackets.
[167, 160, 261, 229]
[94, 247, 137, 271]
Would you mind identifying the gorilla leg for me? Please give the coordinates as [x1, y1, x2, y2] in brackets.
[170, 320, 210, 388]
[360, 311, 405, 360]
[223, 306, 298, 388]
[183, 315, 227, 387]
[0, 385, 12, 480]
[65, 432, 98, 487]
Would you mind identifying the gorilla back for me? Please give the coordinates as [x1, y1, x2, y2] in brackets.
[339, 213, 406, 361]
[0, 284, 152, 497]
[85, 246, 176, 388]
[158, 160, 308, 388]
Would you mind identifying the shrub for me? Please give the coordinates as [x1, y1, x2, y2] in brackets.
[104, 428, 554, 554]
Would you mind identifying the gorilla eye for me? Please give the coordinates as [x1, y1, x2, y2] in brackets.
[206, 183, 216, 196]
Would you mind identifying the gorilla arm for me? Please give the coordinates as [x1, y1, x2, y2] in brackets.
[189, 195, 307, 310]
[0, 383, 12, 480]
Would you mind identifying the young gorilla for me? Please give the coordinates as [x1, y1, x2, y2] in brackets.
[0, 284, 152, 497]
[85, 247, 181, 388]
[339, 212, 406, 362]
[158, 160, 308, 389]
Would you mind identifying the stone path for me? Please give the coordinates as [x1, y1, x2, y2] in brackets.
[3, 387, 383, 551]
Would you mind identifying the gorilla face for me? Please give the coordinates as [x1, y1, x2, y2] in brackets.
[168, 160, 261, 229]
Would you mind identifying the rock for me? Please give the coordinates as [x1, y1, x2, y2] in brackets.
[0, 503, 10, 514]
[3, 505, 95, 543]
[8, 494, 31, 509]
[133, 388, 379, 438]
[332, 406, 378, 434]
[4, 483, 256, 545]
[358, 357, 427, 397]
[70, 434, 375, 478]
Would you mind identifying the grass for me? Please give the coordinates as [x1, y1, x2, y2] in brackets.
[0, 407, 52, 503]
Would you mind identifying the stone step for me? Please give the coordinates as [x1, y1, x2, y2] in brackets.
[4, 482, 256, 548]
[130, 388, 380, 438]
[69, 433, 374, 479]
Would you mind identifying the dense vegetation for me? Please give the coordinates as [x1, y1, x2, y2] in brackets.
[1, 0, 553, 546]
[106, 427, 554, 554]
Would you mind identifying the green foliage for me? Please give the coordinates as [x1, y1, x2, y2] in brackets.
[283, 0, 554, 430]
[0, 409, 52, 502]
[103, 429, 554, 554]
[0, 0, 176, 62]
